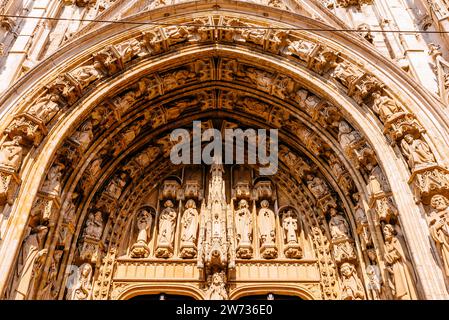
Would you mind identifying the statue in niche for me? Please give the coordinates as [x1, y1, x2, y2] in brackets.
[257, 200, 277, 259]
[205, 272, 228, 300]
[235, 199, 252, 245]
[328, 208, 350, 240]
[105, 173, 127, 199]
[235, 199, 253, 258]
[340, 262, 365, 300]
[282, 209, 302, 259]
[368, 165, 390, 195]
[11, 225, 48, 300]
[284, 39, 315, 61]
[212, 200, 222, 238]
[400, 134, 436, 170]
[372, 91, 402, 123]
[70, 65, 100, 90]
[258, 200, 276, 245]
[130, 208, 153, 258]
[354, 195, 372, 249]
[41, 164, 64, 195]
[282, 209, 299, 244]
[383, 224, 418, 300]
[306, 174, 329, 199]
[59, 193, 78, 247]
[428, 194, 449, 277]
[338, 120, 376, 170]
[83, 211, 104, 241]
[40, 253, 60, 300]
[70, 120, 93, 152]
[28, 93, 60, 124]
[156, 200, 177, 257]
[0, 136, 23, 171]
[67, 263, 93, 300]
[180, 199, 199, 258]
[366, 249, 383, 300]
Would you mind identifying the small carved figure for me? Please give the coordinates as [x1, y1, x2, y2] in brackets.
[383, 224, 418, 300]
[71, 120, 93, 152]
[306, 174, 329, 199]
[130, 208, 153, 258]
[400, 135, 436, 170]
[0, 136, 23, 171]
[340, 262, 365, 300]
[258, 200, 276, 245]
[83, 211, 104, 240]
[282, 209, 299, 244]
[372, 91, 402, 123]
[11, 225, 48, 300]
[328, 208, 350, 240]
[157, 200, 177, 246]
[235, 199, 252, 246]
[428, 194, 449, 277]
[28, 94, 60, 124]
[205, 272, 228, 300]
[67, 263, 93, 300]
[180, 199, 199, 244]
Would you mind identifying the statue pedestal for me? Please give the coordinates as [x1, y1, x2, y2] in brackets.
[130, 242, 150, 258]
[236, 243, 253, 259]
[284, 243, 302, 259]
[180, 242, 197, 259]
[260, 243, 277, 259]
[408, 165, 449, 204]
[155, 243, 173, 258]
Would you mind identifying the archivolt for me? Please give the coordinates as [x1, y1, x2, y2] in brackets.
[1, 1, 448, 299]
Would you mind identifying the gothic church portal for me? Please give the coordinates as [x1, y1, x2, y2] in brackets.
[0, 0, 449, 300]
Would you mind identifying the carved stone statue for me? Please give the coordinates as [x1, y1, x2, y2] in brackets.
[83, 211, 104, 241]
[306, 174, 329, 199]
[156, 200, 177, 258]
[328, 208, 350, 240]
[372, 91, 402, 123]
[28, 93, 60, 124]
[284, 39, 315, 61]
[180, 199, 199, 258]
[235, 199, 252, 245]
[354, 195, 372, 249]
[340, 262, 365, 300]
[0, 136, 23, 171]
[70, 65, 100, 90]
[338, 120, 376, 170]
[41, 164, 64, 195]
[383, 224, 418, 300]
[205, 272, 228, 300]
[130, 208, 153, 258]
[11, 225, 48, 300]
[70, 120, 93, 152]
[258, 200, 276, 245]
[67, 263, 93, 300]
[282, 209, 302, 259]
[400, 135, 436, 170]
[427, 194, 449, 277]
[368, 165, 390, 195]
[235, 199, 253, 258]
[366, 249, 383, 299]
[282, 209, 299, 244]
[105, 173, 127, 199]
[258, 200, 277, 259]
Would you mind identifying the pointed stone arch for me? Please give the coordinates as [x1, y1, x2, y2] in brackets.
[0, 1, 448, 300]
